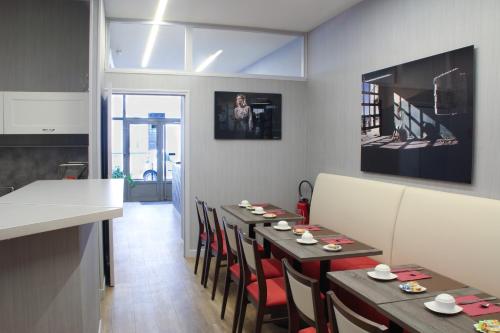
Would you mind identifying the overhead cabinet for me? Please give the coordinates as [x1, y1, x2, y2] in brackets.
[3, 92, 89, 134]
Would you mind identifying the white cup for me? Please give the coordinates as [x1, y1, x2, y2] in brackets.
[240, 200, 250, 206]
[254, 206, 265, 213]
[277, 220, 289, 228]
[301, 231, 314, 242]
[434, 294, 457, 312]
[374, 264, 391, 278]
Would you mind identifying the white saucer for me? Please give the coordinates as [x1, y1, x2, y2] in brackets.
[296, 238, 318, 245]
[424, 301, 463, 315]
[238, 203, 251, 208]
[251, 210, 266, 215]
[273, 226, 292, 231]
[323, 244, 342, 252]
[367, 271, 398, 281]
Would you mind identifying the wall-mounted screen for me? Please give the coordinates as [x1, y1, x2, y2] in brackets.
[361, 45, 474, 183]
[214, 91, 282, 140]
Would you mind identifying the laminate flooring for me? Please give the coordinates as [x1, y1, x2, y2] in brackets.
[101, 202, 287, 333]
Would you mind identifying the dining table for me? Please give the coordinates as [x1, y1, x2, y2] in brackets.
[255, 225, 382, 291]
[327, 266, 500, 333]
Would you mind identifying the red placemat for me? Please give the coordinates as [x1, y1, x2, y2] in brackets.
[396, 271, 432, 282]
[266, 209, 286, 216]
[294, 225, 322, 231]
[455, 296, 500, 317]
[320, 237, 354, 245]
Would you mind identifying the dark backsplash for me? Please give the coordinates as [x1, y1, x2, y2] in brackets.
[0, 147, 88, 191]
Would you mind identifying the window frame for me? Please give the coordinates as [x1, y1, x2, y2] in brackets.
[105, 19, 307, 81]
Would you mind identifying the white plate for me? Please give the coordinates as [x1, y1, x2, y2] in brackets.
[296, 238, 318, 245]
[367, 271, 398, 281]
[322, 244, 342, 252]
[399, 283, 427, 294]
[273, 226, 292, 231]
[424, 301, 463, 315]
[238, 203, 251, 208]
[263, 213, 277, 218]
[251, 210, 266, 215]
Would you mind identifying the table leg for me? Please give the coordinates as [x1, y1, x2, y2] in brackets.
[388, 321, 403, 333]
[319, 260, 330, 292]
[248, 224, 255, 238]
[263, 238, 271, 258]
[292, 259, 302, 272]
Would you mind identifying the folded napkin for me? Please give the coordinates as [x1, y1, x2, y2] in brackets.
[294, 225, 322, 231]
[396, 271, 432, 282]
[320, 237, 354, 245]
[266, 209, 286, 216]
[455, 296, 500, 317]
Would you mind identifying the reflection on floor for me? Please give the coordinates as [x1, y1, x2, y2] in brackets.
[101, 202, 286, 333]
[361, 135, 458, 150]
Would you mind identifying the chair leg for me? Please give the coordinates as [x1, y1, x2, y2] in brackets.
[211, 254, 222, 300]
[201, 243, 210, 285]
[237, 291, 248, 333]
[194, 238, 202, 275]
[254, 306, 265, 333]
[220, 267, 232, 319]
[232, 280, 243, 333]
[203, 249, 213, 288]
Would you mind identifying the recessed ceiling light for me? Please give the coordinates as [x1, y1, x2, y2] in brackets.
[141, 0, 168, 68]
[195, 49, 224, 73]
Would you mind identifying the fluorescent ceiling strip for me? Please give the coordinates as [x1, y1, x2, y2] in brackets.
[365, 73, 392, 83]
[141, 0, 168, 68]
[195, 50, 223, 72]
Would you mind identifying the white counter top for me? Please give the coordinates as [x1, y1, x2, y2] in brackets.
[0, 179, 124, 241]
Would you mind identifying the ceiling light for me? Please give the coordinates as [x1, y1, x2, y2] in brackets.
[195, 50, 223, 73]
[141, 0, 168, 68]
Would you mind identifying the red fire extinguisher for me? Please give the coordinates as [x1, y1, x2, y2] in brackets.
[296, 180, 314, 225]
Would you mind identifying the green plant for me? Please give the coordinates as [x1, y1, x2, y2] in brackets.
[112, 167, 136, 188]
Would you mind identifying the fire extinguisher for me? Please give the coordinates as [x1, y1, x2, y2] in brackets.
[296, 180, 314, 225]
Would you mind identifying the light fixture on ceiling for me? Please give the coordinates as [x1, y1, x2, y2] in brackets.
[141, 0, 168, 68]
[195, 49, 224, 72]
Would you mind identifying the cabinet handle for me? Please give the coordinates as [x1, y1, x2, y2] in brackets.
[42, 128, 56, 133]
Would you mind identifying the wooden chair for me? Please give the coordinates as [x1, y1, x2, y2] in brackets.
[202, 203, 227, 299]
[282, 259, 328, 333]
[236, 230, 287, 333]
[326, 291, 388, 333]
[194, 197, 208, 277]
[220, 218, 283, 328]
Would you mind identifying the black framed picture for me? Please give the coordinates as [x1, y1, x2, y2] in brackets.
[361, 45, 474, 183]
[214, 91, 282, 140]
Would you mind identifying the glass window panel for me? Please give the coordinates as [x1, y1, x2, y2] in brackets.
[126, 95, 182, 118]
[192, 28, 304, 77]
[163, 124, 181, 180]
[112, 94, 123, 118]
[111, 120, 123, 177]
[108, 22, 185, 70]
[129, 124, 157, 181]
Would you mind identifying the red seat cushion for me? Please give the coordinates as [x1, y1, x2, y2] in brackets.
[200, 232, 207, 240]
[211, 240, 227, 256]
[230, 258, 283, 281]
[257, 243, 265, 253]
[298, 326, 331, 333]
[247, 277, 287, 307]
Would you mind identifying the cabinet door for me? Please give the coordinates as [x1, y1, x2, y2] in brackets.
[0, 92, 4, 134]
[4, 92, 89, 134]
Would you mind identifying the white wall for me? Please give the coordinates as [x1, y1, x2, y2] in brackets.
[306, 0, 500, 198]
[106, 72, 307, 253]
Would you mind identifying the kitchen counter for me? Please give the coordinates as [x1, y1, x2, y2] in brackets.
[0, 179, 123, 333]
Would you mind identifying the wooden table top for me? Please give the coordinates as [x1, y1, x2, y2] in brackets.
[255, 226, 382, 262]
[327, 265, 468, 305]
[221, 204, 304, 225]
[254, 225, 339, 241]
[379, 288, 500, 333]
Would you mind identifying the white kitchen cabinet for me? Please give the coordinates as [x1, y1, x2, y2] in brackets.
[0, 92, 4, 134]
[3, 92, 89, 134]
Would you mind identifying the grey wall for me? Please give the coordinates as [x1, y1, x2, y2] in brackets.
[105, 72, 307, 252]
[306, 0, 500, 198]
[0, 0, 89, 91]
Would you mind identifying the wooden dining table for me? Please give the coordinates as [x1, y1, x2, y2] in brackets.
[327, 266, 500, 332]
[221, 203, 304, 238]
[255, 225, 382, 291]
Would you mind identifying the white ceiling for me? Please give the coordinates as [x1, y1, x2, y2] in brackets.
[104, 0, 364, 32]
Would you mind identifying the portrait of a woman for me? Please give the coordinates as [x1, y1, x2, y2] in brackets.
[233, 94, 253, 136]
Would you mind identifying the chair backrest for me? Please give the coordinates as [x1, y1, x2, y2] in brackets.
[326, 291, 388, 333]
[282, 259, 327, 333]
[194, 197, 205, 235]
[237, 230, 267, 304]
[222, 217, 238, 265]
[204, 203, 223, 250]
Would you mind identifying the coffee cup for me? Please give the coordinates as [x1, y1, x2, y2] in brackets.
[434, 294, 457, 312]
[374, 264, 392, 278]
[240, 200, 250, 206]
[277, 220, 289, 228]
[254, 206, 265, 213]
[301, 231, 314, 242]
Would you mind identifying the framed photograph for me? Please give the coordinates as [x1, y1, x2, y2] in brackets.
[214, 91, 282, 140]
[361, 45, 474, 183]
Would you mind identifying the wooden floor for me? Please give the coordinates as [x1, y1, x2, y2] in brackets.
[101, 202, 287, 333]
